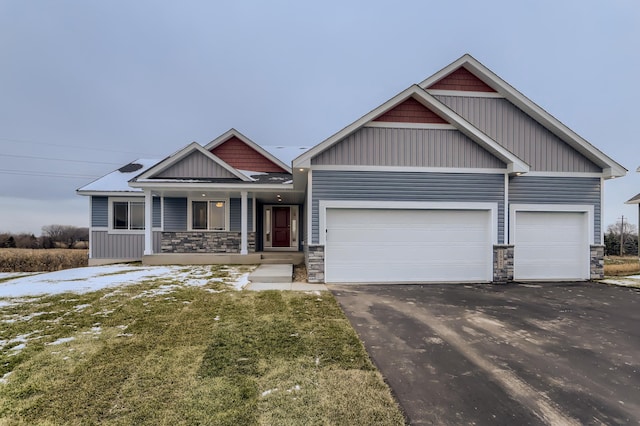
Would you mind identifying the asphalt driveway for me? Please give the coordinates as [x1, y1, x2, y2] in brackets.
[330, 282, 640, 425]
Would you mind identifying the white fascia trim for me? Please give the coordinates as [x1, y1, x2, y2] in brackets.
[426, 89, 504, 98]
[504, 174, 509, 244]
[524, 171, 605, 178]
[509, 204, 595, 245]
[310, 165, 507, 174]
[129, 181, 296, 191]
[204, 128, 292, 173]
[318, 200, 498, 246]
[307, 170, 313, 245]
[364, 122, 455, 130]
[77, 191, 143, 197]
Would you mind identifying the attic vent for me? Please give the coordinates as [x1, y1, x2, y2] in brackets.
[119, 163, 144, 173]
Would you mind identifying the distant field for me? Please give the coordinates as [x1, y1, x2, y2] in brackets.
[0, 249, 88, 273]
[604, 256, 640, 276]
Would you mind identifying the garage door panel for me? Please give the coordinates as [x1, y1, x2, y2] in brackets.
[514, 211, 588, 281]
[325, 208, 492, 283]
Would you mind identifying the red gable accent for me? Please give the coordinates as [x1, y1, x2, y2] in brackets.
[210, 136, 287, 173]
[428, 67, 496, 92]
[373, 97, 447, 124]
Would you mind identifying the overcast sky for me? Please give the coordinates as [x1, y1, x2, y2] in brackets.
[1, 1, 639, 236]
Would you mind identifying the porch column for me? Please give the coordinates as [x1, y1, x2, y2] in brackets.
[144, 190, 153, 255]
[240, 191, 248, 255]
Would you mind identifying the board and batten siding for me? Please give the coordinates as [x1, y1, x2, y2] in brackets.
[164, 197, 188, 231]
[311, 171, 505, 244]
[508, 176, 601, 241]
[156, 151, 237, 179]
[91, 231, 161, 259]
[434, 95, 601, 173]
[311, 127, 506, 169]
[91, 196, 108, 227]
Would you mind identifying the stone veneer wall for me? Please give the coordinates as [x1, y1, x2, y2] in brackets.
[493, 244, 514, 284]
[161, 232, 256, 253]
[590, 245, 604, 280]
[305, 244, 325, 283]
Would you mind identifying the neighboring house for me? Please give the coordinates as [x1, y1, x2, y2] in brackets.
[625, 166, 640, 239]
[78, 54, 626, 284]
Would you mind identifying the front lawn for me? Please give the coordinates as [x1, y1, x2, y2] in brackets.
[0, 266, 404, 425]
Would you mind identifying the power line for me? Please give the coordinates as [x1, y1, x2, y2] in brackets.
[0, 153, 123, 166]
[0, 169, 99, 179]
[0, 137, 148, 156]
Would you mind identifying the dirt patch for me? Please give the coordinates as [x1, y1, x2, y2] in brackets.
[293, 264, 307, 282]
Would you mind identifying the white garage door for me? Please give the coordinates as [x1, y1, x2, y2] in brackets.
[514, 211, 589, 281]
[325, 208, 492, 283]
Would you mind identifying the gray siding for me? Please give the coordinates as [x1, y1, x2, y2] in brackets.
[153, 197, 161, 228]
[509, 176, 601, 241]
[312, 171, 505, 244]
[156, 151, 237, 178]
[91, 196, 108, 227]
[312, 127, 505, 169]
[91, 231, 161, 259]
[434, 95, 601, 173]
[164, 197, 187, 231]
[229, 198, 254, 232]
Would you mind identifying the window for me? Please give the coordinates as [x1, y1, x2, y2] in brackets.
[113, 201, 145, 230]
[192, 200, 226, 231]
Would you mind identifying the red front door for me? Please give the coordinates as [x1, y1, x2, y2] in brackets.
[272, 207, 291, 247]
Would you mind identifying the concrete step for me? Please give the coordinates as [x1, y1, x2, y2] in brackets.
[248, 264, 293, 283]
[260, 252, 304, 265]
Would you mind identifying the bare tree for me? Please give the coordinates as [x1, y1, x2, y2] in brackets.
[41, 225, 89, 249]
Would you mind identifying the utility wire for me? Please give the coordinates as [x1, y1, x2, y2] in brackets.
[0, 137, 148, 156]
[0, 169, 99, 179]
[0, 153, 123, 165]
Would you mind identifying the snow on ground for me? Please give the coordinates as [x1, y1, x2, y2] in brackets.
[0, 272, 40, 280]
[0, 264, 252, 300]
[600, 275, 640, 288]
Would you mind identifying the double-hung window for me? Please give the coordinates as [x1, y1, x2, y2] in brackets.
[113, 201, 145, 230]
[192, 200, 226, 231]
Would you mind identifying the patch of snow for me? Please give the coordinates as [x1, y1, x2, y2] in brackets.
[600, 276, 640, 288]
[0, 372, 12, 384]
[214, 316, 220, 321]
[77, 159, 159, 192]
[0, 272, 41, 280]
[232, 273, 250, 290]
[9, 343, 26, 353]
[261, 388, 277, 397]
[47, 337, 76, 346]
[73, 304, 91, 312]
[287, 385, 301, 393]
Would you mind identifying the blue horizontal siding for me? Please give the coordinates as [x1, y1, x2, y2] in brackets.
[229, 198, 254, 232]
[509, 176, 601, 241]
[91, 196, 108, 228]
[312, 171, 505, 244]
[164, 197, 187, 231]
[153, 197, 161, 228]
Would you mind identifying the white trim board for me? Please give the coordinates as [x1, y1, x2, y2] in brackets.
[508, 204, 595, 246]
[364, 122, 455, 130]
[310, 165, 507, 174]
[318, 200, 498, 246]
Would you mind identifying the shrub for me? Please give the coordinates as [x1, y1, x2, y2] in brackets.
[0, 249, 88, 272]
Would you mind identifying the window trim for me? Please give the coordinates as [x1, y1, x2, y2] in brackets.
[108, 197, 146, 234]
[187, 197, 230, 232]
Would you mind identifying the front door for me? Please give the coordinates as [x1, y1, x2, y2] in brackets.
[272, 207, 291, 247]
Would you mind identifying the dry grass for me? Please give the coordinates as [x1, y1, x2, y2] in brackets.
[0, 277, 405, 425]
[604, 256, 640, 276]
[0, 248, 88, 273]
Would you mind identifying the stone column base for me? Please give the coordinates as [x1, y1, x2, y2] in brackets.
[305, 244, 325, 283]
[590, 245, 605, 280]
[493, 244, 514, 284]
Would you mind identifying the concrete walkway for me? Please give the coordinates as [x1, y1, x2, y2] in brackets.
[245, 264, 328, 291]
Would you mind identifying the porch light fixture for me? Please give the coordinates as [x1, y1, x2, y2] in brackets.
[299, 168, 304, 172]
[215, 202, 224, 208]
[201, 193, 206, 197]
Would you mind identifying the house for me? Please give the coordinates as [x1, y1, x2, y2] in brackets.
[77, 54, 626, 284]
[625, 167, 640, 242]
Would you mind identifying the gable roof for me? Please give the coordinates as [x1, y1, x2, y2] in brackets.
[133, 142, 251, 182]
[420, 54, 626, 178]
[204, 129, 291, 173]
[294, 84, 529, 174]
